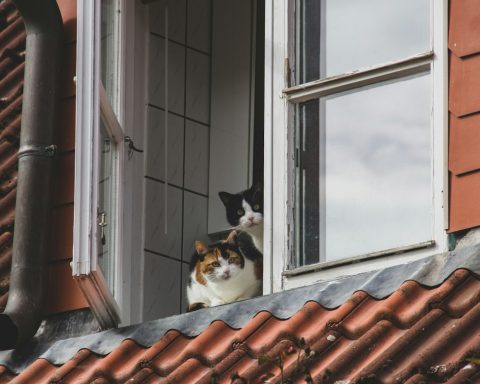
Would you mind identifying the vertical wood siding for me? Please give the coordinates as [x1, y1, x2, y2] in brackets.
[45, 0, 87, 314]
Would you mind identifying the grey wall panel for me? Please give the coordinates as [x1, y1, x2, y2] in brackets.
[208, 0, 254, 233]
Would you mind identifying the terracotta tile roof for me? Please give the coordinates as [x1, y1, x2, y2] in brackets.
[0, 0, 23, 313]
[2, 250, 480, 383]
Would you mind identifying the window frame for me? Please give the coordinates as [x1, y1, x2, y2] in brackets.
[263, 0, 449, 293]
[74, 0, 147, 327]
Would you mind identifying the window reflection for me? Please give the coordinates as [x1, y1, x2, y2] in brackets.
[97, 119, 115, 290]
[296, 0, 431, 82]
[101, 0, 119, 112]
[296, 73, 432, 263]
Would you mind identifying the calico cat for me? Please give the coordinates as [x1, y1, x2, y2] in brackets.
[218, 181, 263, 253]
[186, 231, 262, 311]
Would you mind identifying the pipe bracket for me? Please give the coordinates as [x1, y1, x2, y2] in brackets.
[18, 144, 57, 159]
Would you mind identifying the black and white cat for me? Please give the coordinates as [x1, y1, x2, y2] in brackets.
[218, 182, 263, 253]
[186, 231, 262, 311]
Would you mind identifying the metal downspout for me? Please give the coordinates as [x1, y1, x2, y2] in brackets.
[0, 0, 63, 349]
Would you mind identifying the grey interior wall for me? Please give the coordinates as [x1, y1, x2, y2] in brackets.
[143, 0, 212, 321]
[208, 0, 255, 234]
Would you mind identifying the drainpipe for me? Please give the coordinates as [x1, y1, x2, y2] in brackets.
[0, 0, 62, 349]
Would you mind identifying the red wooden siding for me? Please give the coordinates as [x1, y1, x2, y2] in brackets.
[44, 0, 87, 314]
[448, 0, 480, 232]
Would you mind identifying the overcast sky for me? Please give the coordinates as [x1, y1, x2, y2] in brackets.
[323, 74, 432, 261]
[325, 0, 430, 77]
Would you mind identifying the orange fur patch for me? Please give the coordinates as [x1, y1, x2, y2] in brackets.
[195, 251, 220, 285]
[195, 262, 207, 285]
[225, 249, 241, 265]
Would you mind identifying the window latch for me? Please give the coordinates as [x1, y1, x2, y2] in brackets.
[124, 136, 144, 159]
[98, 210, 107, 246]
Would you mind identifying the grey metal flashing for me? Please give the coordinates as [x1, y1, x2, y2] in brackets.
[1, 243, 480, 373]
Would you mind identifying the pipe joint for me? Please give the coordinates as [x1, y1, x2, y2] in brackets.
[18, 144, 57, 159]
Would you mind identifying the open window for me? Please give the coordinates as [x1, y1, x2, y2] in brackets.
[74, 0, 446, 326]
[264, 0, 449, 290]
[74, 0, 265, 326]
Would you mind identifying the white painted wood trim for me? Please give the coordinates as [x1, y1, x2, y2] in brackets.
[74, 0, 98, 277]
[283, 240, 435, 277]
[75, 272, 120, 329]
[282, 242, 445, 290]
[284, 51, 433, 103]
[432, 0, 449, 232]
[264, 0, 290, 294]
[263, 0, 273, 295]
[100, 85, 124, 142]
[271, 0, 449, 290]
[74, 0, 122, 327]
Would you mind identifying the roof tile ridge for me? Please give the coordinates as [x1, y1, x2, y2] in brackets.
[195, 349, 248, 384]
[430, 273, 480, 319]
[0, 114, 21, 144]
[0, 94, 21, 121]
[356, 304, 480, 383]
[0, 60, 23, 93]
[0, 364, 15, 380]
[0, 15, 22, 43]
[39, 349, 93, 384]
[334, 270, 475, 338]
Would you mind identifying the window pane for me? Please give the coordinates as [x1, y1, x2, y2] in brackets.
[295, 0, 430, 83]
[97, 119, 116, 290]
[295, 73, 432, 264]
[101, 0, 119, 112]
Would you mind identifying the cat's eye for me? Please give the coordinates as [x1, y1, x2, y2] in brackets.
[253, 204, 260, 211]
[228, 258, 236, 264]
[211, 261, 220, 268]
[237, 209, 244, 216]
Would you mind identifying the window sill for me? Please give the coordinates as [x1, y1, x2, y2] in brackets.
[283, 240, 436, 278]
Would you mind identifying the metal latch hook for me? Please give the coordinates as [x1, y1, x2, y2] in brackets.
[124, 136, 144, 159]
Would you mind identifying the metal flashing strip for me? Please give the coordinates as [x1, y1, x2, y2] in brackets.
[1, 243, 480, 373]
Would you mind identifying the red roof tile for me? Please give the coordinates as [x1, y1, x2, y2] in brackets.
[0, 0, 23, 313]
[2, 269, 480, 383]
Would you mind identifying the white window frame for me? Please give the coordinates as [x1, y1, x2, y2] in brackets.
[263, 0, 449, 293]
[74, 0, 147, 327]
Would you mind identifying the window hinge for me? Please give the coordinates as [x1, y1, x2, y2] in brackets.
[295, 147, 300, 167]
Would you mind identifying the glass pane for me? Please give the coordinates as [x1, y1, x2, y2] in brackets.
[295, 73, 432, 264]
[101, 0, 119, 112]
[296, 0, 430, 83]
[97, 119, 115, 290]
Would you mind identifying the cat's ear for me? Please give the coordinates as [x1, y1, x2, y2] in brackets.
[195, 241, 209, 256]
[218, 191, 233, 206]
[225, 230, 238, 246]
